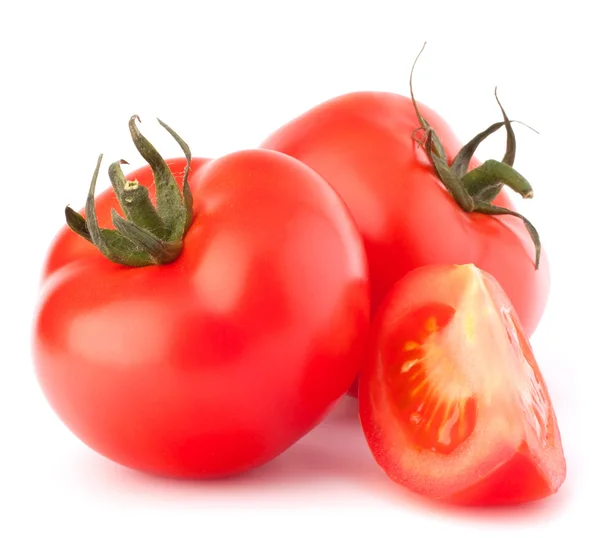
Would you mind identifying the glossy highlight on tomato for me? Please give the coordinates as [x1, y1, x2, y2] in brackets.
[359, 264, 565, 505]
[34, 132, 370, 478]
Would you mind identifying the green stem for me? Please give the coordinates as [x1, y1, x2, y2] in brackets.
[473, 201, 541, 268]
[65, 118, 194, 267]
[108, 160, 167, 238]
[463, 160, 534, 201]
[408, 43, 542, 269]
[128, 116, 187, 240]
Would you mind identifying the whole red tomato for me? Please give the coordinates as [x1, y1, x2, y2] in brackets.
[359, 263, 565, 505]
[261, 89, 549, 343]
[34, 117, 370, 477]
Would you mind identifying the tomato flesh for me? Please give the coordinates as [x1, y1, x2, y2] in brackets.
[359, 264, 565, 505]
[385, 303, 477, 455]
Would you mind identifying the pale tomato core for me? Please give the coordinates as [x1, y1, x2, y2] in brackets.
[384, 303, 477, 455]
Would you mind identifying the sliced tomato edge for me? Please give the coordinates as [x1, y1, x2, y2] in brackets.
[358, 263, 567, 505]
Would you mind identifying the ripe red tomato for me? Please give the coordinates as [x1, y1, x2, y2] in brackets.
[359, 263, 566, 505]
[261, 92, 550, 342]
[34, 121, 369, 478]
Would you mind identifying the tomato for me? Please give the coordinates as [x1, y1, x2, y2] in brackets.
[261, 91, 550, 345]
[359, 263, 566, 505]
[34, 118, 369, 478]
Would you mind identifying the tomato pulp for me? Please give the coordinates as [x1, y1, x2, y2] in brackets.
[34, 136, 370, 477]
[359, 264, 565, 505]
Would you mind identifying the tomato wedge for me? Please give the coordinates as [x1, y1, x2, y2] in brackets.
[359, 264, 566, 505]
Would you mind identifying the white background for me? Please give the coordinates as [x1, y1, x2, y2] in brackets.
[1, 1, 597, 536]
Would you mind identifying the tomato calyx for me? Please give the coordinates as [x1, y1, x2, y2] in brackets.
[409, 43, 542, 269]
[65, 116, 194, 267]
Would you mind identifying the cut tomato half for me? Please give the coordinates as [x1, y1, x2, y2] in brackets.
[359, 264, 566, 505]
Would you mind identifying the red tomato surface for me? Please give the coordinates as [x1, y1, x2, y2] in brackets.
[359, 264, 565, 505]
[261, 92, 550, 339]
[34, 150, 370, 477]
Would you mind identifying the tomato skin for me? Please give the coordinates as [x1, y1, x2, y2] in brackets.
[261, 92, 550, 339]
[34, 150, 370, 477]
[359, 264, 565, 505]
